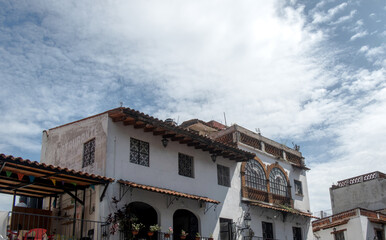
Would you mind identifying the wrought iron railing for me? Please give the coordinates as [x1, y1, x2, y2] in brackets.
[7, 211, 109, 240]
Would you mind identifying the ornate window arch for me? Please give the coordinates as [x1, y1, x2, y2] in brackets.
[245, 160, 267, 191]
[269, 167, 289, 197]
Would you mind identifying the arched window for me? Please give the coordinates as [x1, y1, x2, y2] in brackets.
[269, 168, 288, 197]
[245, 160, 267, 191]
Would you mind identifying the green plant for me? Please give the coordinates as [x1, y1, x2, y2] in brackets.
[149, 224, 161, 232]
[132, 223, 144, 231]
[209, 234, 213, 238]
[181, 230, 188, 237]
[167, 227, 173, 234]
[195, 232, 201, 237]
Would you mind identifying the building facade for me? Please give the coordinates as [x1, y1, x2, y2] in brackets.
[41, 107, 314, 240]
[312, 172, 386, 240]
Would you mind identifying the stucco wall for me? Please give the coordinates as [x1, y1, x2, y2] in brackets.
[330, 178, 386, 214]
[40, 113, 108, 176]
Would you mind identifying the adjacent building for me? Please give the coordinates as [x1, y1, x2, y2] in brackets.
[40, 107, 314, 240]
[312, 172, 386, 240]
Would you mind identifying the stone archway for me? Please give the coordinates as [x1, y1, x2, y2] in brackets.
[173, 209, 199, 240]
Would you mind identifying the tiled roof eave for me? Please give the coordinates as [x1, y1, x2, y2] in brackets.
[118, 179, 220, 204]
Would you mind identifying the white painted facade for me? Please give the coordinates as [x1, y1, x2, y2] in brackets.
[41, 109, 314, 240]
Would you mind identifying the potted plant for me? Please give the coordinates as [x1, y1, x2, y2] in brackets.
[132, 223, 144, 235]
[148, 224, 161, 236]
[165, 227, 173, 238]
[208, 234, 214, 240]
[180, 230, 188, 240]
[195, 232, 201, 240]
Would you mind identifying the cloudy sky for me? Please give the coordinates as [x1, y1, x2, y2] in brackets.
[0, 0, 385, 212]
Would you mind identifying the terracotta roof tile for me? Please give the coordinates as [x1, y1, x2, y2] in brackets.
[118, 179, 220, 204]
[249, 202, 316, 218]
[0, 154, 114, 183]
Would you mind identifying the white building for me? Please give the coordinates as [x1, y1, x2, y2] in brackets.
[312, 172, 386, 240]
[41, 107, 314, 240]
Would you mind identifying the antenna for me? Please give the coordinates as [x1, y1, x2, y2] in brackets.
[255, 128, 261, 135]
[177, 116, 180, 125]
[223, 112, 227, 126]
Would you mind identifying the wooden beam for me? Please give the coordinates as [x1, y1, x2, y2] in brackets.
[134, 121, 146, 129]
[153, 128, 166, 136]
[180, 138, 193, 144]
[123, 117, 136, 125]
[163, 132, 176, 138]
[144, 124, 156, 132]
[187, 141, 200, 147]
[171, 135, 184, 141]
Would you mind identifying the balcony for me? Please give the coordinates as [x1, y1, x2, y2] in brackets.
[6, 211, 109, 240]
[243, 187, 291, 207]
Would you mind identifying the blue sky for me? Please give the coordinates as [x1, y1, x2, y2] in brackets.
[0, 0, 385, 212]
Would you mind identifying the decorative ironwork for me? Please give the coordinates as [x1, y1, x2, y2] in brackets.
[178, 153, 194, 178]
[82, 138, 95, 168]
[269, 168, 288, 197]
[240, 133, 262, 150]
[217, 164, 230, 187]
[130, 138, 149, 167]
[245, 160, 267, 192]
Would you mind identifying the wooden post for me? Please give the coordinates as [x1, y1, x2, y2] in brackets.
[49, 196, 52, 211]
[80, 189, 86, 238]
[73, 188, 77, 237]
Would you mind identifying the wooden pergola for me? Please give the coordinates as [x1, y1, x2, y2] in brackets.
[0, 154, 114, 236]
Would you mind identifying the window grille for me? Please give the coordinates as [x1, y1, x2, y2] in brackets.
[178, 153, 194, 178]
[82, 138, 95, 168]
[292, 227, 302, 240]
[269, 168, 288, 197]
[130, 138, 149, 167]
[334, 231, 345, 240]
[245, 160, 267, 191]
[217, 164, 230, 187]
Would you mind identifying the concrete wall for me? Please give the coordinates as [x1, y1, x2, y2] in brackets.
[330, 178, 386, 214]
[40, 113, 109, 176]
[99, 118, 244, 239]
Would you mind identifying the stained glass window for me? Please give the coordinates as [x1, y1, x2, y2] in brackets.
[269, 168, 288, 197]
[130, 138, 149, 167]
[178, 153, 194, 178]
[245, 160, 267, 191]
[82, 138, 95, 168]
[217, 164, 230, 187]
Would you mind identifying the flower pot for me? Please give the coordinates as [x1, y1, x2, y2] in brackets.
[148, 232, 154, 237]
[195, 237, 201, 240]
[164, 233, 171, 238]
[181, 236, 186, 240]
[209, 238, 214, 240]
[132, 230, 139, 236]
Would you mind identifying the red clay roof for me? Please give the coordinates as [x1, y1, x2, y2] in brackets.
[0, 154, 114, 184]
[249, 202, 316, 218]
[118, 179, 220, 204]
[108, 107, 255, 162]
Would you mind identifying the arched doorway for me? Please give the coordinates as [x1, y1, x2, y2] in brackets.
[173, 209, 199, 240]
[128, 202, 158, 239]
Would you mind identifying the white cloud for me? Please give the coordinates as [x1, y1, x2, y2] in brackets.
[332, 10, 357, 25]
[0, 0, 385, 213]
[350, 30, 368, 40]
[312, 2, 348, 24]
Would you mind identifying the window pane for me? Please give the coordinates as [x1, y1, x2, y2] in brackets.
[178, 153, 194, 178]
[217, 165, 230, 187]
[82, 138, 95, 168]
[130, 138, 149, 166]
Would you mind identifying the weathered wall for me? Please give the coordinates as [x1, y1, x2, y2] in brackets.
[100, 118, 243, 239]
[238, 143, 313, 240]
[330, 178, 386, 214]
[40, 113, 108, 176]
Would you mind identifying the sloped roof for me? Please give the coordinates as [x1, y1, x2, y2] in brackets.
[108, 107, 255, 162]
[249, 201, 316, 218]
[0, 154, 114, 198]
[118, 179, 220, 204]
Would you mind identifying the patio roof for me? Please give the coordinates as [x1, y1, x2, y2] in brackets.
[0, 154, 114, 198]
[118, 179, 220, 204]
[249, 201, 316, 218]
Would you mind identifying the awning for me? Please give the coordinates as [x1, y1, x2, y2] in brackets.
[0, 154, 114, 198]
[118, 179, 220, 204]
[249, 201, 316, 218]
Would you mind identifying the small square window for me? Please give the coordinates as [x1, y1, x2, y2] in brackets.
[130, 138, 149, 167]
[178, 153, 194, 178]
[294, 180, 303, 196]
[217, 164, 230, 187]
[334, 231, 345, 240]
[82, 138, 95, 168]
